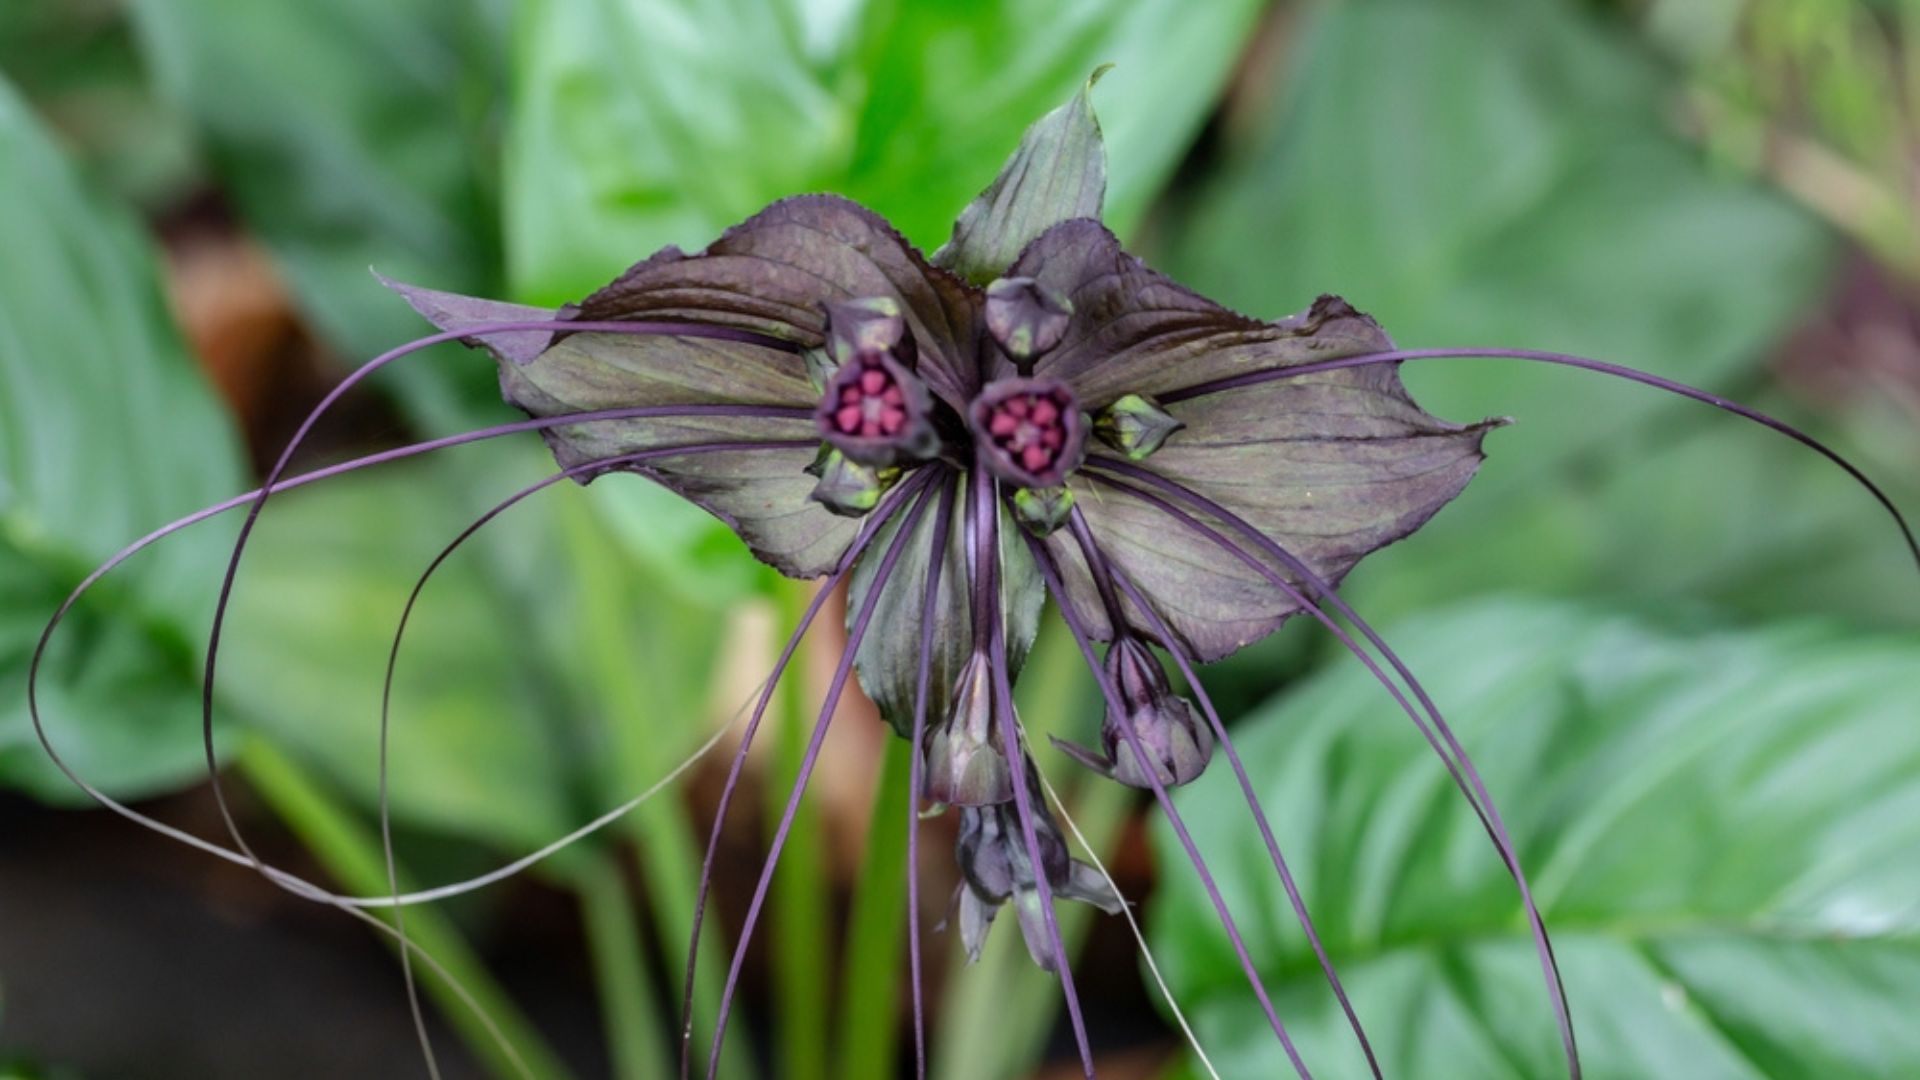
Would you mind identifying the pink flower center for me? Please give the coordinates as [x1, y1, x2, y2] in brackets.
[830, 356, 909, 439]
[984, 389, 1070, 475]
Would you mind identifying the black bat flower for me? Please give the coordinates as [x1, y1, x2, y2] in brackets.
[381, 68, 1511, 1077]
[31, 70, 1920, 1080]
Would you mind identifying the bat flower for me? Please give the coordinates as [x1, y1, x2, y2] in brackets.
[34, 63, 1920, 1080]
[380, 72, 1507, 1078]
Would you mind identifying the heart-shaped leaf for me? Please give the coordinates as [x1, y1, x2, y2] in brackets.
[1151, 598, 1920, 1078]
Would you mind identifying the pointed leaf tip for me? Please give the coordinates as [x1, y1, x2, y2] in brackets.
[935, 69, 1110, 285]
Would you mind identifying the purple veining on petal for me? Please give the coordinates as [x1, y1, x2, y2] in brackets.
[1159, 345, 1918, 575]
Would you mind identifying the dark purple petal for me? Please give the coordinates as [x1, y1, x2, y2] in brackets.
[1011, 220, 1499, 659]
[576, 195, 984, 409]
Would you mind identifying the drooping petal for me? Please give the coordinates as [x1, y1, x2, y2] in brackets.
[1014, 220, 1500, 660]
[934, 68, 1109, 286]
[386, 196, 982, 578]
[574, 194, 983, 408]
[846, 474, 1044, 738]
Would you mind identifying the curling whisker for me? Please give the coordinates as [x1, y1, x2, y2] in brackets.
[1065, 507, 1382, 1078]
[702, 480, 941, 1077]
[1159, 346, 1919, 576]
[1036, 766, 1222, 1080]
[1027, 532, 1314, 1080]
[1084, 463, 1578, 1079]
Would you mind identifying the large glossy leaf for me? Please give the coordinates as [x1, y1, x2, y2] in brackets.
[130, 0, 505, 420]
[0, 76, 247, 800]
[1150, 598, 1920, 1078]
[1164, 0, 1836, 625]
[505, 0, 1263, 303]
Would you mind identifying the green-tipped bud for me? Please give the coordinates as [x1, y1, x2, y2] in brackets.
[985, 276, 1073, 374]
[824, 295, 916, 370]
[923, 654, 1012, 806]
[1093, 393, 1184, 460]
[1010, 485, 1075, 537]
[805, 446, 896, 518]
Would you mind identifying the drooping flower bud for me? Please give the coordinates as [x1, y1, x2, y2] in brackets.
[968, 377, 1087, 489]
[922, 653, 1012, 806]
[951, 766, 1123, 968]
[985, 276, 1072, 374]
[1010, 484, 1075, 537]
[804, 445, 897, 517]
[1092, 392, 1184, 460]
[1056, 637, 1213, 789]
[815, 297, 938, 467]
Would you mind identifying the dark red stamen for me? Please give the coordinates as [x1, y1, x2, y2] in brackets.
[982, 386, 1074, 478]
[831, 354, 911, 438]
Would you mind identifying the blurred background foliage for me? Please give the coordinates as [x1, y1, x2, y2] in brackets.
[0, 0, 1915, 1078]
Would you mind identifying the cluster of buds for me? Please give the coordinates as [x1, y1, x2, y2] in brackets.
[951, 770, 1123, 969]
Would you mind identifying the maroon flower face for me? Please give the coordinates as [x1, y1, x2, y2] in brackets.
[813, 304, 937, 469]
[968, 377, 1086, 488]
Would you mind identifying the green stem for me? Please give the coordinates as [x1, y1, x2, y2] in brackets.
[574, 854, 673, 1080]
[833, 735, 911, 1077]
[767, 577, 832, 1080]
[237, 736, 575, 1080]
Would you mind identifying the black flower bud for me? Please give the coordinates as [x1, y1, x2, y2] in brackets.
[969, 377, 1087, 489]
[951, 766, 1123, 969]
[1056, 637, 1213, 789]
[985, 276, 1072, 374]
[923, 653, 1012, 806]
[1092, 393, 1184, 460]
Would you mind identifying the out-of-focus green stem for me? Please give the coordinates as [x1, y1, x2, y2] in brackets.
[574, 854, 672, 1080]
[559, 502, 754, 1080]
[834, 735, 911, 1077]
[935, 618, 1127, 1080]
[767, 576, 832, 1080]
[237, 736, 575, 1080]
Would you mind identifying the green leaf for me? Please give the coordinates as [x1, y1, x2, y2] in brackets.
[934, 67, 1109, 285]
[505, 0, 1263, 303]
[130, 0, 505, 424]
[216, 466, 572, 848]
[1163, 0, 1835, 627]
[1151, 598, 1920, 1078]
[0, 74, 247, 800]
